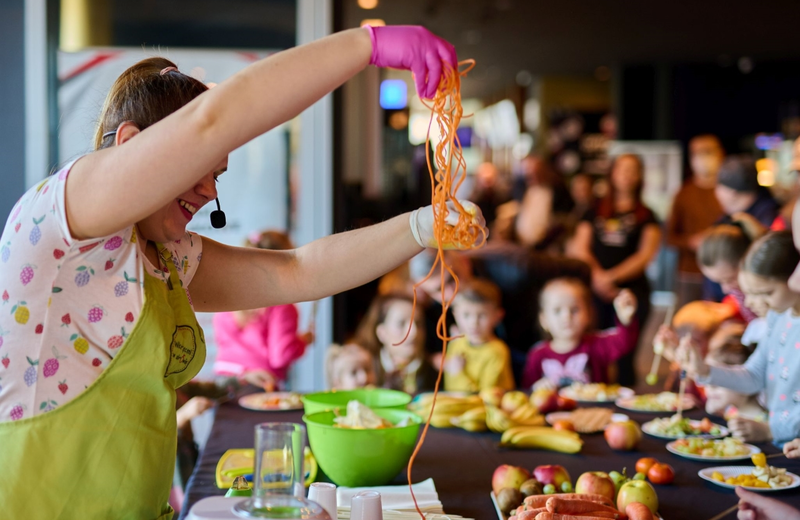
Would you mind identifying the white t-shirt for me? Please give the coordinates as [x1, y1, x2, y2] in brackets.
[0, 160, 202, 422]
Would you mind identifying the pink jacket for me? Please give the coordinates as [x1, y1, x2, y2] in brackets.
[212, 305, 307, 382]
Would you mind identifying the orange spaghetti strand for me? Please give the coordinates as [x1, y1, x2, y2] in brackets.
[406, 59, 484, 520]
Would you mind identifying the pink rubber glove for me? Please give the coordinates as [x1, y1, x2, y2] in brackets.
[364, 25, 457, 100]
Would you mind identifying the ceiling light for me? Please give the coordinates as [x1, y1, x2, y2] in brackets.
[358, 0, 378, 9]
[361, 18, 385, 27]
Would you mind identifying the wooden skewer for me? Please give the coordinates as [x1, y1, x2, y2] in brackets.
[766, 452, 785, 460]
[676, 334, 691, 418]
[707, 503, 738, 520]
[647, 299, 676, 385]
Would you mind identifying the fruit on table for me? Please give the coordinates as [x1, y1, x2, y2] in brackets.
[492, 464, 531, 494]
[552, 419, 575, 432]
[556, 396, 578, 411]
[510, 403, 547, 426]
[542, 484, 556, 494]
[575, 471, 616, 503]
[633, 472, 647, 481]
[647, 462, 675, 485]
[409, 394, 483, 428]
[626, 501, 655, 520]
[496, 487, 524, 515]
[635, 457, 657, 475]
[520, 478, 544, 498]
[502, 391, 530, 413]
[479, 386, 506, 407]
[608, 469, 628, 498]
[534, 465, 571, 488]
[617, 480, 659, 515]
[604, 420, 642, 451]
[451, 406, 487, 432]
[500, 426, 583, 453]
[531, 388, 560, 414]
[487, 405, 515, 433]
[560, 481, 573, 493]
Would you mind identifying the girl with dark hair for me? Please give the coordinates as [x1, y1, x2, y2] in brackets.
[680, 231, 800, 448]
[570, 153, 661, 386]
[0, 27, 486, 518]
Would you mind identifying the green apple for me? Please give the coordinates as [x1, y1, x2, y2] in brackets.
[617, 480, 659, 515]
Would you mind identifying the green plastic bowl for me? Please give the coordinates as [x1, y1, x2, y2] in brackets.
[303, 409, 422, 487]
[301, 388, 412, 415]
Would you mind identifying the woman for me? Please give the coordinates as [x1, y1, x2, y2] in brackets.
[514, 154, 574, 251]
[0, 26, 483, 519]
[570, 153, 661, 386]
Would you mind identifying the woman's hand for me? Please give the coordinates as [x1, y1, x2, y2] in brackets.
[729, 418, 773, 443]
[592, 269, 620, 302]
[409, 201, 488, 250]
[242, 369, 277, 391]
[613, 289, 637, 326]
[736, 486, 800, 520]
[784, 438, 800, 459]
[365, 25, 457, 99]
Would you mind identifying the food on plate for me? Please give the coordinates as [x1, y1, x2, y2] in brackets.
[710, 454, 793, 489]
[635, 458, 657, 475]
[332, 401, 409, 429]
[500, 426, 584, 453]
[616, 479, 658, 515]
[534, 465, 572, 487]
[497, 487, 524, 515]
[645, 415, 721, 437]
[672, 437, 751, 458]
[493, 464, 532, 494]
[604, 420, 641, 451]
[562, 382, 623, 401]
[625, 502, 654, 520]
[568, 408, 614, 433]
[618, 392, 693, 412]
[575, 472, 616, 503]
[646, 463, 674, 485]
[241, 392, 302, 410]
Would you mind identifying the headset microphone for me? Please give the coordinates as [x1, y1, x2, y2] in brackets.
[210, 198, 226, 229]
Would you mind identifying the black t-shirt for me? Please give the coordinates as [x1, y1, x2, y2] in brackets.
[582, 206, 658, 271]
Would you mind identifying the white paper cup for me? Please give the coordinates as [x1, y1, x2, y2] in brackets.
[350, 490, 382, 520]
[308, 482, 337, 519]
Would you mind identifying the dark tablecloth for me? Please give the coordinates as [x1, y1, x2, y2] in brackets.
[181, 400, 800, 520]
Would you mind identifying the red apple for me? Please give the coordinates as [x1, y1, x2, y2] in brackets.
[501, 391, 529, 413]
[604, 420, 642, 451]
[617, 480, 659, 515]
[575, 471, 616, 503]
[530, 389, 559, 414]
[492, 464, 531, 494]
[556, 396, 577, 411]
[533, 465, 571, 488]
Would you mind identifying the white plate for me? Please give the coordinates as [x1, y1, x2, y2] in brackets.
[545, 411, 629, 427]
[642, 419, 729, 439]
[559, 385, 635, 402]
[698, 466, 800, 492]
[667, 440, 761, 461]
[615, 393, 696, 413]
[238, 392, 304, 412]
[490, 492, 665, 520]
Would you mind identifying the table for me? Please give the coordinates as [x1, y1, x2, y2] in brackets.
[182, 400, 800, 520]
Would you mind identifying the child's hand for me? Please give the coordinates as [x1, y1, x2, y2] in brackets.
[736, 486, 800, 520]
[729, 417, 773, 443]
[613, 289, 637, 326]
[176, 396, 214, 429]
[654, 324, 679, 362]
[784, 438, 800, 459]
[675, 335, 709, 379]
[299, 330, 315, 346]
[444, 354, 466, 375]
[242, 369, 277, 392]
[532, 377, 556, 392]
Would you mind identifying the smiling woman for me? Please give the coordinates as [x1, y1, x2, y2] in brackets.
[0, 25, 484, 520]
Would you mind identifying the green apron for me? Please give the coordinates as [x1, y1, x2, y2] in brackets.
[0, 244, 206, 519]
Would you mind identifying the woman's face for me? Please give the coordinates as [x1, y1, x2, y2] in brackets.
[376, 300, 418, 365]
[739, 270, 798, 315]
[611, 156, 642, 196]
[700, 261, 739, 295]
[137, 157, 227, 243]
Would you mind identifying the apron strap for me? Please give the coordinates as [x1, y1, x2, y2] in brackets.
[155, 243, 182, 291]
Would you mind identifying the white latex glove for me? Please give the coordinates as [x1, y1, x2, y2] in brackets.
[409, 200, 488, 249]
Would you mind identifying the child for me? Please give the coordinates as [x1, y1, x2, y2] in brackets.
[680, 231, 800, 446]
[213, 230, 314, 389]
[521, 278, 638, 389]
[325, 343, 378, 390]
[443, 279, 515, 392]
[354, 293, 437, 394]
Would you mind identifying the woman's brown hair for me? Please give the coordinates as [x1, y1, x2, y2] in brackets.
[596, 153, 649, 222]
[94, 57, 208, 150]
[352, 293, 426, 359]
[697, 224, 752, 268]
[742, 231, 800, 282]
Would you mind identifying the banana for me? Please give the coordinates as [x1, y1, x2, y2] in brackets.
[454, 418, 488, 432]
[486, 405, 514, 433]
[509, 404, 545, 426]
[450, 406, 488, 432]
[499, 426, 583, 453]
[458, 406, 487, 422]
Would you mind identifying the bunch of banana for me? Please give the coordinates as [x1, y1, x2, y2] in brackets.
[500, 426, 583, 454]
[451, 406, 488, 432]
[409, 394, 483, 428]
[509, 403, 545, 427]
[486, 405, 515, 433]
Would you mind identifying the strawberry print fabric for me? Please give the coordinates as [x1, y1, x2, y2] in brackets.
[0, 160, 202, 422]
